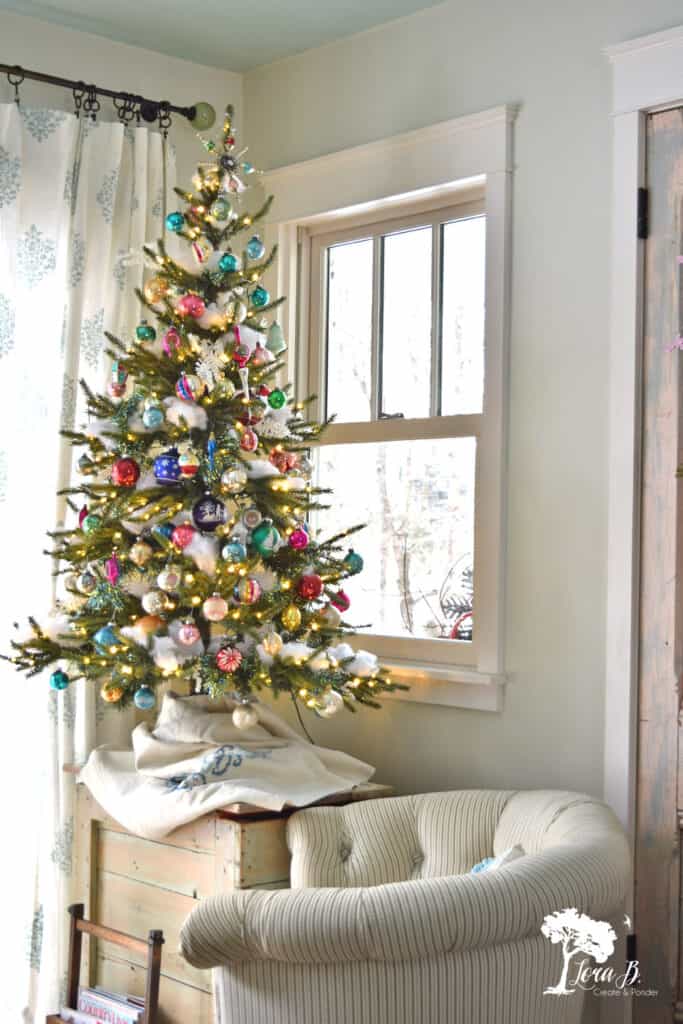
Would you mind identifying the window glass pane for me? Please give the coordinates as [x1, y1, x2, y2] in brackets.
[326, 238, 373, 422]
[381, 226, 432, 419]
[315, 437, 475, 641]
[441, 215, 486, 415]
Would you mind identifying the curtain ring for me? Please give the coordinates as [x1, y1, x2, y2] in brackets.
[83, 84, 100, 123]
[7, 69, 24, 107]
[72, 83, 85, 120]
[158, 101, 172, 139]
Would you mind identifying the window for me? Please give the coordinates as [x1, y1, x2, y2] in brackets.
[305, 197, 488, 670]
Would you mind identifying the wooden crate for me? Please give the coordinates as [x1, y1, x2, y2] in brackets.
[74, 781, 393, 1023]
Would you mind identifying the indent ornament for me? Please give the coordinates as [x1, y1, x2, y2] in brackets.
[101, 685, 124, 703]
[210, 197, 231, 221]
[240, 427, 258, 452]
[268, 388, 287, 410]
[157, 565, 182, 592]
[143, 275, 169, 304]
[318, 689, 344, 718]
[234, 577, 262, 604]
[251, 520, 280, 557]
[288, 527, 309, 550]
[142, 401, 164, 429]
[77, 570, 97, 595]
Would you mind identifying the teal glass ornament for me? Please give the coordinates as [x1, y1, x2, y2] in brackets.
[133, 684, 156, 711]
[251, 520, 281, 557]
[142, 403, 164, 430]
[251, 285, 269, 308]
[82, 513, 102, 534]
[218, 251, 238, 274]
[344, 549, 364, 575]
[210, 197, 231, 221]
[191, 101, 216, 131]
[152, 522, 174, 544]
[93, 624, 118, 654]
[242, 161, 254, 174]
[266, 321, 286, 355]
[268, 388, 286, 410]
[136, 320, 157, 342]
[222, 539, 247, 563]
[246, 235, 265, 261]
[165, 211, 185, 233]
[50, 669, 69, 691]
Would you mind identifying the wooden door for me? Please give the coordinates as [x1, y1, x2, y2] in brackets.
[636, 106, 683, 1023]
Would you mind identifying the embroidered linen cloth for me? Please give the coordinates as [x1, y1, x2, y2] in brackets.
[79, 692, 374, 839]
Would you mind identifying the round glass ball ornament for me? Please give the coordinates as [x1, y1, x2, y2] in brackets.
[177, 293, 206, 319]
[175, 373, 205, 402]
[281, 604, 302, 631]
[232, 704, 258, 730]
[216, 646, 242, 673]
[220, 465, 248, 494]
[226, 298, 248, 324]
[242, 507, 262, 530]
[218, 251, 238, 273]
[240, 428, 258, 453]
[171, 523, 195, 550]
[191, 101, 216, 131]
[234, 577, 262, 604]
[165, 211, 185, 233]
[246, 235, 266, 261]
[142, 402, 164, 430]
[162, 326, 181, 356]
[142, 590, 166, 615]
[298, 574, 324, 601]
[134, 614, 164, 636]
[82, 513, 102, 534]
[77, 570, 97, 595]
[143, 275, 168, 304]
[192, 494, 227, 533]
[268, 388, 287, 410]
[251, 285, 269, 308]
[343, 549, 364, 575]
[157, 565, 182, 592]
[111, 457, 140, 488]
[154, 447, 181, 484]
[318, 689, 344, 718]
[50, 669, 69, 691]
[251, 520, 280, 557]
[178, 450, 200, 478]
[136, 320, 156, 342]
[129, 540, 153, 567]
[202, 593, 228, 622]
[210, 197, 231, 221]
[288, 526, 309, 551]
[330, 589, 351, 613]
[133, 684, 156, 711]
[319, 603, 341, 628]
[222, 538, 247, 563]
[177, 621, 201, 646]
[101, 685, 124, 703]
[93, 624, 118, 654]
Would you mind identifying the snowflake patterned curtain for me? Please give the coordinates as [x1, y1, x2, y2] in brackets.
[0, 103, 176, 1022]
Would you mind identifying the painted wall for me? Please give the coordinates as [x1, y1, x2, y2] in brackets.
[0, 10, 241, 184]
[242, 0, 683, 802]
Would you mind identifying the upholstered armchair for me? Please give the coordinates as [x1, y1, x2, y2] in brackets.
[181, 790, 630, 1024]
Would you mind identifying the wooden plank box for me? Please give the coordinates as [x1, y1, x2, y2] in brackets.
[73, 781, 393, 1023]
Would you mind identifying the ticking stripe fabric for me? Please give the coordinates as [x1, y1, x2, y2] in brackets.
[180, 790, 629, 1024]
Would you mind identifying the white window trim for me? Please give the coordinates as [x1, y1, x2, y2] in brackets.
[262, 105, 515, 712]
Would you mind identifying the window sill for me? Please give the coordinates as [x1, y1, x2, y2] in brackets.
[382, 656, 506, 712]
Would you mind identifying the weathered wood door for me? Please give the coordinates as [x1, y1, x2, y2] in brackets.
[636, 106, 683, 1023]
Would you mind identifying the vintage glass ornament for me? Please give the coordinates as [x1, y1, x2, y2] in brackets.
[251, 520, 280, 557]
[101, 685, 124, 703]
[202, 593, 228, 622]
[192, 494, 227, 532]
[82, 513, 102, 534]
[142, 401, 164, 429]
[250, 343, 271, 368]
[232, 704, 258, 730]
[216, 646, 243, 673]
[318, 689, 344, 718]
[178, 450, 200, 478]
[177, 293, 206, 319]
[331, 590, 351, 613]
[105, 554, 121, 585]
[154, 447, 181, 484]
[242, 506, 262, 530]
[157, 565, 182, 592]
[171, 523, 195, 550]
[240, 427, 258, 453]
[136, 320, 156, 341]
[93, 624, 118, 653]
[220, 153, 237, 172]
[319, 603, 341, 628]
[50, 669, 69, 691]
[177, 621, 201, 646]
[210, 197, 231, 221]
[269, 449, 297, 474]
[152, 522, 174, 543]
[143, 275, 168, 304]
[267, 321, 286, 355]
[129, 540, 154, 567]
[246, 235, 266, 261]
[220, 465, 248, 494]
[234, 577, 262, 604]
[225, 298, 248, 324]
[261, 631, 283, 657]
[142, 590, 166, 615]
[191, 101, 216, 131]
[111, 457, 140, 488]
[192, 239, 212, 265]
[251, 285, 269, 308]
[133, 684, 156, 711]
[108, 381, 126, 399]
[222, 538, 247, 563]
[162, 326, 181, 356]
[176, 373, 205, 401]
[165, 211, 185, 232]
[288, 527, 309, 551]
[281, 604, 302, 631]
[218, 251, 238, 273]
[135, 614, 164, 636]
[298, 573, 323, 601]
[268, 388, 287, 410]
[77, 570, 97, 595]
[111, 358, 128, 388]
[344, 549, 364, 575]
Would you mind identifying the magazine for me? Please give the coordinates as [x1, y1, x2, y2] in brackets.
[74, 987, 144, 1024]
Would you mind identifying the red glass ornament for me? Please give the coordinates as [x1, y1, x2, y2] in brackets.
[259, 385, 271, 397]
[269, 449, 297, 474]
[240, 428, 258, 452]
[232, 343, 250, 367]
[330, 589, 351, 612]
[162, 327, 181, 355]
[298, 573, 323, 601]
[216, 646, 243, 673]
[177, 293, 206, 319]
[108, 382, 126, 398]
[111, 457, 140, 487]
[78, 505, 89, 527]
[172, 523, 195, 550]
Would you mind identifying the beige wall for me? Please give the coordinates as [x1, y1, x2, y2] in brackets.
[243, 1, 683, 801]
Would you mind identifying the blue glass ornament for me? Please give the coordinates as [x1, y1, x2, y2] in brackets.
[246, 235, 265, 261]
[221, 539, 247, 563]
[142, 404, 164, 429]
[207, 433, 217, 471]
[192, 494, 227, 533]
[133, 684, 156, 711]
[50, 669, 69, 691]
[154, 447, 181, 484]
[218, 251, 238, 273]
[152, 522, 174, 544]
[165, 211, 185, 233]
[93, 624, 118, 654]
[344, 549, 364, 575]
[136, 320, 157, 341]
[251, 285, 269, 308]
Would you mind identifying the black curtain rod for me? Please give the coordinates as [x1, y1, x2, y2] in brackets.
[0, 62, 216, 130]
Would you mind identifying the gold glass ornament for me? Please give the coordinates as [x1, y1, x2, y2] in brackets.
[129, 540, 153, 567]
[281, 604, 302, 631]
[101, 685, 124, 703]
[261, 631, 283, 657]
[143, 275, 169, 304]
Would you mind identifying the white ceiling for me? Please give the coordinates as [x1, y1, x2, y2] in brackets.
[1, 0, 444, 71]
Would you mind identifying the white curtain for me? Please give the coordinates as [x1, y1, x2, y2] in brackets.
[0, 103, 176, 1022]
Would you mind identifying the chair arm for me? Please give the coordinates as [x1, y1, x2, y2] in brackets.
[181, 837, 629, 969]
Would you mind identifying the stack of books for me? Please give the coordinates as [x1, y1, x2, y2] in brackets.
[60, 987, 145, 1023]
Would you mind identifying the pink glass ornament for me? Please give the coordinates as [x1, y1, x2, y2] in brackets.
[202, 593, 229, 622]
[177, 293, 206, 319]
[240, 428, 258, 452]
[105, 555, 121, 585]
[331, 589, 351, 612]
[177, 622, 201, 646]
[78, 505, 88, 528]
[250, 343, 270, 367]
[162, 327, 181, 355]
[288, 527, 309, 550]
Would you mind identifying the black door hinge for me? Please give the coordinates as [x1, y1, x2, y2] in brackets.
[637, 188, 649, 240]
[626, 932, 637, 964]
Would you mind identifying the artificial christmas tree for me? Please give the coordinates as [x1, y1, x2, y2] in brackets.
[6, 106, 402, 726]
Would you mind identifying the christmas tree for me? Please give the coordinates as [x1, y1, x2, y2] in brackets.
[5, 105, 402, 728]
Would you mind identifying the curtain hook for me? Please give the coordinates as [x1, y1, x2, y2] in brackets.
[72, 83, 85, 120]
[7, 69, 24, 107]
[158, 101, 172, 139]
[83, 84, 100, 123]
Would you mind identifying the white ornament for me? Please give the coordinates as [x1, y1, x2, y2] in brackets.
[318, 690, 344, 718]
[142, 590, 166, 614]
[232, 704, 258, 730]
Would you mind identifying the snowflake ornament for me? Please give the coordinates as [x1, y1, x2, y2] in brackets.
[195, 340, 225, 391]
